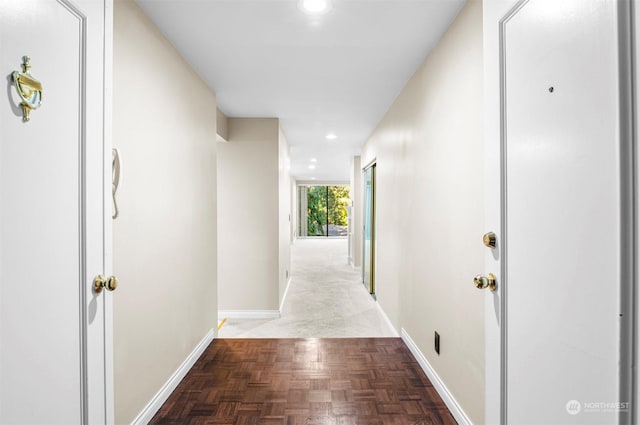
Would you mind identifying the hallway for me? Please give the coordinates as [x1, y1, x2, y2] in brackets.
[218, 239, 396, 338]
[2, 0, 637, 423]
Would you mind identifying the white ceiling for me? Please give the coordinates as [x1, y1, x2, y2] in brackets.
[135, 0, 466, 181]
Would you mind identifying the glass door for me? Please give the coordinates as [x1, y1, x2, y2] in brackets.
[363, 164, 376, 295]
[298, 185, 350, 237]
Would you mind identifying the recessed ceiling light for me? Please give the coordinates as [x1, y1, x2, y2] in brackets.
[308, 164, 316, 170]
[311, 177, 317, 180]
[326, 133, 337, 140]
[299, 0, 331, 14]
[310, 158, 317, 162]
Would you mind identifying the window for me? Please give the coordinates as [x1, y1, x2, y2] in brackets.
[298, 185, 350, 237]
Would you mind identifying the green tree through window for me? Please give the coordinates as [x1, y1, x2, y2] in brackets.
[307, 186, 327, 236]
[305, 185, 350, 237]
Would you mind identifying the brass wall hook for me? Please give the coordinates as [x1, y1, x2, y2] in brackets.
[12, 56, 43, 122]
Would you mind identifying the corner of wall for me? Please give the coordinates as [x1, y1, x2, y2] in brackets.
[349, 156, 362, 268]
[218, 117, 282, 312]
[278, 126, 292, 307]
[216, 108, 229, 142]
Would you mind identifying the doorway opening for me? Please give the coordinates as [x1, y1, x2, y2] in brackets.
[363, 163, 376, 296]
[297, 185, 350, 237]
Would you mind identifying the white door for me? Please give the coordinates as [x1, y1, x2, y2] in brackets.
[483, 0, 633, 423]
[0, 1, 113, 424]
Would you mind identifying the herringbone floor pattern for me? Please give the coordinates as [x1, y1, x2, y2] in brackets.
[149, 338, 457, 425]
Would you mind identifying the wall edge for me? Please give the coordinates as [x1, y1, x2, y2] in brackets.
[401, 328, 472, 425]
[130, 329, 215, 425]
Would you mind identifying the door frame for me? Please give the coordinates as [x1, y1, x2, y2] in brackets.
[79, 0, 114, 421]
[82, 0, 114, 422]
[362, 160, 376, 296]
[102, 1, 115, 422]
[483, 0, 637, 423]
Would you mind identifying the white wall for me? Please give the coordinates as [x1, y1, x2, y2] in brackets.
[112, 1, 218, 423]
[218, 118, 291, 312]
[279, 128, 292, 302]
[359, 0, 484, 422]
[349, 156, 362, 267]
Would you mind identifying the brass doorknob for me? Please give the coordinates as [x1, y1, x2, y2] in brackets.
[94, 275, 118, 293]
[474, 273, 497, 291]
[106, 276, 118, 291]
[483, 232, 496, 248]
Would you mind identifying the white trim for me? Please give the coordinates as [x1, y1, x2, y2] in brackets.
[483, 1, 523, 422]
[361, 157, 376, 172]
[401, 328, 472, 425]
[279, 276, 292, 313]
[130, 329, 215, 425]
[218, 310, 281, 320]
[375, 301, 398, 337]
[102, 1, 114, 423]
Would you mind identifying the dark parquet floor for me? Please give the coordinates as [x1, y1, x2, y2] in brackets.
[149, 338, 457, 425]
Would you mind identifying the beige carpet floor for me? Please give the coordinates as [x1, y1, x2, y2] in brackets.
[217, 238, 397, 338]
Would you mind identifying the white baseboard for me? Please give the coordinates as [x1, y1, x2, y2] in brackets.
[218, 310, 281, 320]
[131, 328, 215, 425]
[401, 328, 472, 425]
[279, 277, 293, 313]
[375, 301, 399, 337]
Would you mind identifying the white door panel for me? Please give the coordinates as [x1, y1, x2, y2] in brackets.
[0, 0, 112, 423]
[501, 0, 627, 423]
